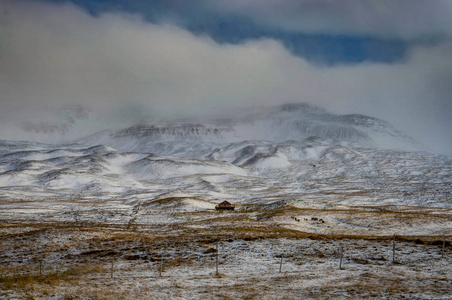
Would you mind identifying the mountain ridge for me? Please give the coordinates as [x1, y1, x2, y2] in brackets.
[75, 103, 422, 155]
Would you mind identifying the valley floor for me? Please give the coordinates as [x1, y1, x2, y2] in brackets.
[0, 197, 451, 299]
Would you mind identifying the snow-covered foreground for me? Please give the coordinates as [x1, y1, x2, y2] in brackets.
[0, 193, 451, 299]
[0, 225, 450, 299]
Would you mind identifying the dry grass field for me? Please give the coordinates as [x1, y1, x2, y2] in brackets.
[1, 198, 451, 299]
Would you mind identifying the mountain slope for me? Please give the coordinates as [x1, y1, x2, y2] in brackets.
[0, 136, 450, 209]
[0, 103, 449, 209]
[0, 143, 247, 198]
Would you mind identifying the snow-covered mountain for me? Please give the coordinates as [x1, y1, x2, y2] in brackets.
[0, 103, 449, 208]
[76, 103, 421, 156]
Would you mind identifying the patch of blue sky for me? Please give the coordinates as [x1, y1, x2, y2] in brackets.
[40, 0, 413, 65]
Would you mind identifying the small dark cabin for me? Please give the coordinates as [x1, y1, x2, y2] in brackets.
[215, 200, 234, 211]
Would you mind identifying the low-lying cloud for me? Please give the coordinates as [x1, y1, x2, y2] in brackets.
[0, 0, 451, 154]
[19, 104, 90, 134]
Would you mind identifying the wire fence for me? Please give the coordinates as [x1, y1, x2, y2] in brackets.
[2, 234, 449, 282]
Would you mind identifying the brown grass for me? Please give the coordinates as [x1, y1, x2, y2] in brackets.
[0, 263, 109, 292]
[1, 273, 63, 291]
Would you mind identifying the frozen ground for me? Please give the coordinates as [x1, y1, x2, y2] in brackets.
[0, 226, 450, 299]
[0, 196, 451, 299]
[0, 105, 451, 298]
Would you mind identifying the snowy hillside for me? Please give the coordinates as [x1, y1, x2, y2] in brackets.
[0, 137, 450, 210]
[0, 103, 449, 208]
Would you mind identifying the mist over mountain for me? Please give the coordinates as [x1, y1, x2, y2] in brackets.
[76, 103, 422, 156]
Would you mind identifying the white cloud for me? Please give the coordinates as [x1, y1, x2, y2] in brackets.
[0, 0, 451, 154]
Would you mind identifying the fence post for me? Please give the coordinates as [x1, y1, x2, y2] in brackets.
[392, 234, 396, 263]
[39, 260, 42, 277]
[215, 242, 219, 276]
[111, 258, 114, 279]
[279, 255, 283, 273]
[339, 245, 343, 270]
[159, 253, 163, 277]
[443, 235, 446, 257]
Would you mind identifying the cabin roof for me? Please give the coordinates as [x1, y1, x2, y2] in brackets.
[218, 200, 233, 206]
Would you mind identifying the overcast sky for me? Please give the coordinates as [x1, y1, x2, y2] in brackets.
[1, 0, 451, 154]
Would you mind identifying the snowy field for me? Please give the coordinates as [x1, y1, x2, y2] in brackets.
[0, 196, 451, 299]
